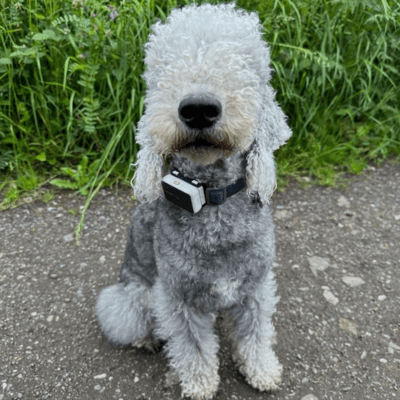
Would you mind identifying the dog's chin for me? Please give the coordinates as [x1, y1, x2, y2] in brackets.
[178, 143, 234, 166]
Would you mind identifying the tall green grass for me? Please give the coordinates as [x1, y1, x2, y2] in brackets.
[1, 0, 399, 211]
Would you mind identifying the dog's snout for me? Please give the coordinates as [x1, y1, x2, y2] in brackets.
[178, 95, 222, 130]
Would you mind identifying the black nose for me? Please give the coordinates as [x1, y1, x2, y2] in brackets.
[178, 95, 222, 130]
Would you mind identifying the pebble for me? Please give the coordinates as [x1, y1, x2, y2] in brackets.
[389, 341, 400, 353]
[274, 210, 292, 220]
[100, 256, 106, 264]
[339, 318, 358, 336]
[323, 289, 339, 305]
[94, 373, 107, 379]
[63, 233, 74, 243]
[301, 395, 319, 400]
[337, 195, 350, 208]
[308, 256, 330, 277]
[342, 276, 365, 287]
[378, 295, 387, 301]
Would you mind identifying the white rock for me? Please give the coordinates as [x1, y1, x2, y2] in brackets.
[378, 295, 387, 301]
[274, 210, 292, 220]
[94, 373, 107, 380]
[339, 318, 358, 336]
[323, 289, 339, 305]
[342, 276, 365, 287]
[63, 233, 74, 243]
[301, 395, 319, 400]
[308, 256, 330, 277]
[389, 341, 400, 352]
[338, 195, 350, 208]
[100, 256, 106, 264]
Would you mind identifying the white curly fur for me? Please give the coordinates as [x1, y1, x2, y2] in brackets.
[132, 2, 291, 204]
[97, 3, 292, 399]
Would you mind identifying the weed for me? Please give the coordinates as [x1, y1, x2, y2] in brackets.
[0, 0, 399, 237]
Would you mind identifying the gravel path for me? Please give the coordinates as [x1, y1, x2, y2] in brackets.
[1, 162, 399, 400]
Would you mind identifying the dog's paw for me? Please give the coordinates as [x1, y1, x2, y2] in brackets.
[180, 369, 220, 400]
[239, 362, 282, 391]
[233, 347, 282, 392]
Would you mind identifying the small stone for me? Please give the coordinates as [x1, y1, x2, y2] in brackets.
[47, 315, 54, 322]
[94, 385, 102, 390]
[164, 368, 180, 388]
[94, 374, 107, 380]
[339, 318, 358, 336]
[323, 289, 339, 305]
[389, 341, 400, 351]
[63, 233, 74, 243]
[50, 274, 57, 279]
[361, 351, 367, 360]
[378, 295, 387, 301]
[308, 256, 330, 277]
[274, 210, 292, 220]
[134, 376, 139, 383]
[342, 276, 365, 287]
[100, 256, 106, 264]
[301, 395, 319, 400]
[338, 195, 350, 208]
[380, 358, 388, 364]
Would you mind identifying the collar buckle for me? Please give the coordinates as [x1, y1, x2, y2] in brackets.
[205, 186, 227, 206]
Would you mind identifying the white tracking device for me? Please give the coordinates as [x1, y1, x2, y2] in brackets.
[162, 169, 206, 214]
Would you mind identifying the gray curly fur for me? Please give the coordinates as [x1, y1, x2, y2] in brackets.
[96, 2, 291, 399]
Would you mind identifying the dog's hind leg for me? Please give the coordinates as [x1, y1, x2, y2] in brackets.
[95, 202, 158, 348]
[95, 279, 153, 347]
[226, 269, 282, 391]
[150, 279, 220, 400]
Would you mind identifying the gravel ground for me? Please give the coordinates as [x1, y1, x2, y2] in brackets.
[1, 162, 399, 400]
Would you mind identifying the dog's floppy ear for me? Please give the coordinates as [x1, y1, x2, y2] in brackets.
[246, 85, 292, 204]
[132, 115, 165, 203]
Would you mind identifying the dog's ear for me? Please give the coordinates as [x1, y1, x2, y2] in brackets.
[132, 115, 165, 203]
[245, 85, 292, 204]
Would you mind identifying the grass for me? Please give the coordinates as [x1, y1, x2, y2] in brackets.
[1, 0, 399, 236]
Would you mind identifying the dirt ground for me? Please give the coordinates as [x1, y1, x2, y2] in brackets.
[1, 162, 399, 400]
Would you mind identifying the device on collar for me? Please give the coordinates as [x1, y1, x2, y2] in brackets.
[161, 168, 246, 214]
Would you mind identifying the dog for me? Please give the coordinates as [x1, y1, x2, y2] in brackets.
[96, 3, 292, 399]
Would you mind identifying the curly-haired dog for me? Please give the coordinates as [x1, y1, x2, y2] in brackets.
[96, 3, 292, 399]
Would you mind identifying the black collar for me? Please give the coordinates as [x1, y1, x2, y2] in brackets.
[171, 167, 246, 206]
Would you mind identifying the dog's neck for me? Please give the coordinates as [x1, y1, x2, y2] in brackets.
[168, 152, 247, 188]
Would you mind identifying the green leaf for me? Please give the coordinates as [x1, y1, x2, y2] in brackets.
[0, 58, 12, 65]
[60, 167, 78, 179]
[35, 152, 46, 162]
[50, 179, 79, 189]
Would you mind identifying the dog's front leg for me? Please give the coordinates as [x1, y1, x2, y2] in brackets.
[227, 269, 282, 391]
[150, 279, 220, 400]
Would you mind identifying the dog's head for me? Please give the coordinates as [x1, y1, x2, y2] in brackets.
[133, 2, 292, 204]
